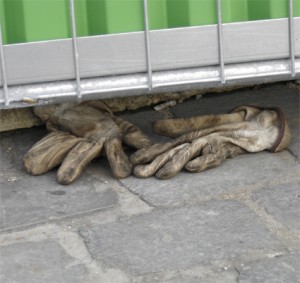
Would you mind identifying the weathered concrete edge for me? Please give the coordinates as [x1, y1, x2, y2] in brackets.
[0, 84, 258, 132]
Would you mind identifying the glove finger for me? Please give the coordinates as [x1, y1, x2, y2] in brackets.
[185, 152, 225, 173]
[24, 131, 81, 175]
[153, 112, 245, 137]
[156, 138, 208, 179]
[134, 143, 189, 178]
[57, 139, 104, 185]
[185, 143, 244, 172]
[130, 123, 248, 165]
[130, 133, 194, 165]
[105, 135, 133, 179]
[112, 116, 153, 149]
[130, 142, 174, 165]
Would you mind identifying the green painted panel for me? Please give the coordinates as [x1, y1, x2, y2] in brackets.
[86, 0, 170, 34]
[166, 0, 248, 28]
[86, 0, 144, 35]
[22, 0, 71, 42]
[0, 0, 8, 44]
[222, 0, 248, 23]
[74, 0, 89, 37]
[149, 0, 168, 30]
[167, 0, 190, 28]
[2, 0, 26, 44]
[2, 0, 71, 44]
[188, 0, 217, 26]
[167, 0, 216, 28]
[248, 0, 300, 20]
[1, 0, 299, 44]
[85, 0, 106, 36]
[294, 0, 300, 16]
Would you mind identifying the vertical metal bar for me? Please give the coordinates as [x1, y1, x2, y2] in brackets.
[69, 0, 82, 100]
[0, 22, 9, 106]
[143, 0, 153, 90]
[288, 0, 295, 77]
[216, 0, 225, 83]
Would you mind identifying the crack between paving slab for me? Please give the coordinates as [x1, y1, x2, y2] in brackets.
[117, 180, 157, 208]
[51, 227, 130, 283]
[0, 223, 130, 283]
[233, 266, 241, 283]
[0, 205, 115, 234]
[243, 198, 300, 250]
[131, 261, 243, 283]
[286, 148, 300, 162]
[76, 228, 131, 283]
[148, 172, 299, 210]
[85, 167, 155, 211]
[216, 173, 300, 201]
[118, 170, 300, 210]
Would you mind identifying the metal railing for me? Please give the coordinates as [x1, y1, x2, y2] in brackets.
[0, 0, 299, 108]
[0, 21, 8, 106]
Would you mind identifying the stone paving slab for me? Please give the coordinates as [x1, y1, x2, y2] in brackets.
[0, 173, 118, 231]
[79, 201, 284, 276]
[0, 240, 88, 283]
[252, 182, 300, 230]
[237, 252, 300, 283]
[121, 151, 299, 207]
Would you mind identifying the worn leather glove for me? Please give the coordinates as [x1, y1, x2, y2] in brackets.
[24, 101, 153, 185]
[131, 105, 291, 179]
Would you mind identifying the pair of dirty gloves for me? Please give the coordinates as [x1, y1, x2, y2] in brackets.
[24, 100, 291, 185]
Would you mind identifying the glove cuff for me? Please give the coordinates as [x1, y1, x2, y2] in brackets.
[268, 107, 291, 152]
[230, 105, 291, 153]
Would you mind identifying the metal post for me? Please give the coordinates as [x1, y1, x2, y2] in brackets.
[0, 22, 9, 106]
[143, 0, 153, 90]
[288, 0, 295, 77]
[69, 0, 82, 100]
[216, 0, 225, 83]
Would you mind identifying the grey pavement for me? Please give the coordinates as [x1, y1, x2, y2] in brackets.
[0, 83, 299, 283]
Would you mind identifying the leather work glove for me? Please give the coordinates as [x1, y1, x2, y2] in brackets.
[24, 101, 153, 185]
[131, 105, 291, 179]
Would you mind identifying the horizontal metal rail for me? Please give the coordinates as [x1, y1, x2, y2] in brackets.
[1, 58, 299, 108]
[0, 23, 9, 106]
